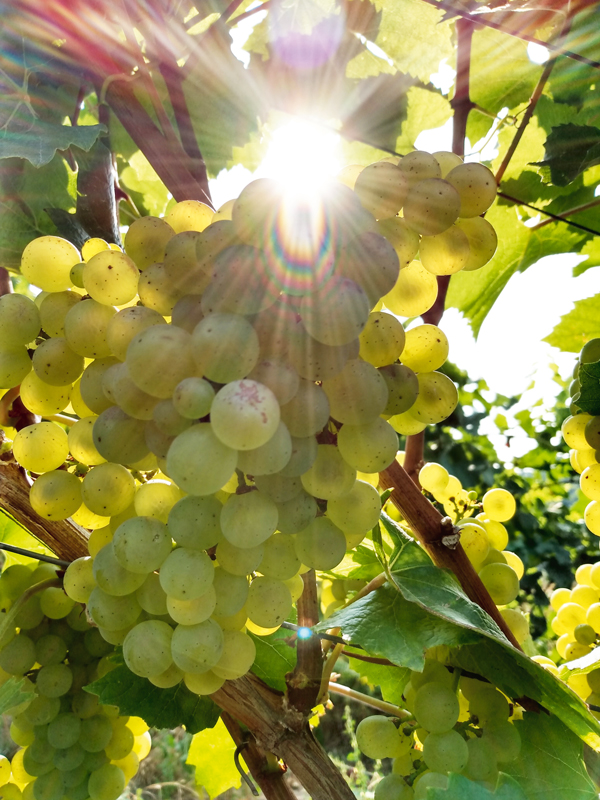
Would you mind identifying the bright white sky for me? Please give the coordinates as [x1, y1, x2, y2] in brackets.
[208, 34, 598, 461]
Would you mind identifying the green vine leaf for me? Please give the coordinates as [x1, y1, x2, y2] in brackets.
[536, 124, 600, 186]
[187, 717, 241, 798]
[0, 676, 36, 715]
[249, 629, 297, 692]
[0, 122, 107, 168]
[543, 295, 600, 353]
[85, 657, 220, 734]
[577, 361, 600, 416]
[429, 772, 528, 800]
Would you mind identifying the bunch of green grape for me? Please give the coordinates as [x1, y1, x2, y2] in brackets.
[0, 149, 498, 690]
[562, 337, 600, 538]
[0, 562, 150, 800]
[411, 463, 527, 645]
[354, 657, 523, 798]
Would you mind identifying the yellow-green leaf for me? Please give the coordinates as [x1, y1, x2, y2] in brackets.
[187, 717, 242, 798]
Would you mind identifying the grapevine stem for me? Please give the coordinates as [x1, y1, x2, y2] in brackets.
[287, 570, 323, 714]
[0, 577, 60, 645]
[317, 643, 345, 705]
[327, 683, 412, 720]
[0, 543, 69, 567]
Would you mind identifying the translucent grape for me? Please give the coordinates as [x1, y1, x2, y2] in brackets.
[246, 576, 292, 628]
[445, 162, 497, 218]
[383, 259, 438, 317]
[413, 682, 459, 733]
[300, 276, 369, 347]
[212, 568, 249, 617]
[112, 517, 172, 573]
[13, 423, 68, 474]
[172, 377, 215, 419]
[359, 312, 405, 368]
[123, 216, 174, 270]
[337, 232, 400, 306]
[301, 444, 356, 500]
[21, 236, 80, 292]
[377, 217, 420, 269]
[184, 670, 225, 695]
[295, 517, 347, 570]
[83, 251, 139, 306]
[81, 463, 135, 517]
[220, 491, 278, 548]
[322, 359, 388, 424]
[279, 380, 330, 437]
[419, 463, 449, 494]
[92, 407, 149, 465]
[210, 380, 280, 451]
[79, 358, 119, 415]
[337, 418, 398, 473]
[159, 548, 214, 601]
[482, 488, 516, 522]
[105, 306, 166, 361]
[138, 261, 184, 315]
[409, 372, 458, 424]
[102, 363, 159, 420]
[237, 421, 293, 476]
[247, 359, 300, 406]
[19, 372, 70, 416]
[126, 325, 195, 399]
[93, 544, 146, 596]
[275, 491, 318, 534]
[166, 423, 237, 495]
[400, 325, 448, 373]
[202, 244, 278, 315]
[403, 179, 460, 236]
[356, 716, 407, 758]
[422, 729, 468, 773]
[122, 620, 174, 678]
[379, 364, 419, 416]
[278, 435, 318, 478]
[191, 313, 259, 383]
[165, 199, 213, 233]
[0, 294, 41, 346]
[64, 299, 116, 358]
[457, 217, 498, 270]
[167, 587, 217, 625]
[478, 563, 519, 605]
[87, 587, 141, 631]
[88, 763, 126, 800]
[257, 534, 301, 580]
[211, 630, 256, 680]
[68, 417, 105, 466]
[32, 339, 84, 386]
[29, 471, 82, 521]
[354, 162, 408, 219]
[63, 558, 96, 603]
[420, 225, 470, 276]
[286, 323, 354, 382]
[133, 481, 181, 523]
[216, 539, 264, 576]
[171, 619, 224, 674]
[374, 774, 414, 800]
[398, 151, 441, 187]
[39, 291, 81, 338]
[327, 480, 381, 534]
[167, 495, 222, 550]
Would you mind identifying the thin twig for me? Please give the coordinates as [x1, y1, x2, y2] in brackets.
[328, 683, 413, 720]
[0, 542, 70, 567]
[531, 195, 600, 231]
[498, 192, 600, 236]
[317, 643, 345, 705]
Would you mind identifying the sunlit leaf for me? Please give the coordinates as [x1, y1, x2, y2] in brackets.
[187, 717, 241, 798]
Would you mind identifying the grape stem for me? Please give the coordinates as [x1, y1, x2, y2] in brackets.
[0, 577, 60, 645]
[327, 683, 413, 720]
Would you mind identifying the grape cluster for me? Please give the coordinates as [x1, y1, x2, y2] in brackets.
[355, 657, 522, 798]
[415, 464, 527, 644]
[0, 150, 498, 691]
[0, 562, 150, 800]
[562, 338, 600, 537]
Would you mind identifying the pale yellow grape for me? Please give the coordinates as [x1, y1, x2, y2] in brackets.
[29, 471, 81, 520]
[166, 424, 236, 495]
[377, 217, 420, 268]
[212, 630, 257, 680]
[326, 480, 381, 534]
[476, 516, 509, 550]
[149, 663, 184, 689]
[300, 276, 370, 347]
[379, 364, 419, 416]
[92, 406, 149, 465]
[0, 294, 41, 346]
[458, 521, 489, 566]
[356, 715, 408, 759]
[216, 538, 264, 576]
[19, 372, 70, 415]
[419, 225, 470, 275]
[237, 421, 292, 476]
[211, 379, 280, 451]
[113, 516, 172, 573]
[410, 372, 458, 424]
[203, 244, 278, 316]
[13, 422, 68, 474]
[587, 603, 600, 632]
[432, 150, 463, 177]
[555, 634, 574, 659]
[165, 200, 213, 233]
[482, 488, 516, 522]
[500, 608, 529, 645]
[581, 464, 600, 500]
[456, 217, 498, 271]
[403, 179, 460, 236]
[133, 481, 181, 523]
[39, 291, 81, 338]
[278, 435, 318, 478]
[63, 557, 96, 603]
[301, 444, 356, 500]
[21, 236, 80, 292]
[88, 525, 113, 558]
[577, 449, 598, 472]
[69, 261, 85, 287]
[138, 262, 184, 316]
[212, 568, 249, 617]
[171, 294, 204, 334]
[248, 359, 300, 406]
[122, 619, 174, 679]
[64, 299, 116, 358]
[502, 550, 524, 579]
[167, 495, 222, 550]
[323, 359, 388, 424]
[153, 399, 192, 436]
[591, 562, 600, 589]
[32, 338, 83, 386]
[81, 463, 135, 516]
[413, 681, 459, 732]
[556, 601, 587, 631]
[79, 357, 118, 414]
[133, 572, 167, 617]
[337, 231, 400, 306]
[212, 198, 235, 221]
[82, 251, 139, 306]
[124, 216, 174, 270]
[562, 414, 593, 449]
[445, 162, 497, 218]
[383, 260, 438, 317]
[172, 377, 215, 420]
[159, 547, 214, 601]
[93, 543, 147, 596]
[275, 491, 317, 534]
[106, 306, 166, 361]
[66, 417, 99, 467]
[232, 178, 282, 247]
[220, 491, 278, 548]
[257, 533, 301, 580]
[191, 313, 259, 383]
[401, 325, 448, 373]
[564, 641, 592, 660]
[337, 417, 399, 472]
[102, 363, 159, 420]
[286, 323, 355, 383]
[478, 563, 519, 605]
[246, 576, 292, 628]
[184, 670, 225, 694]
[171, 619, 224, 674]
[167, 587, 216, 625]
[295, 517, 347, 570]
[585, 501, 600, 535]
[280, 380, 330, 437]
[570, 449, 584, 473]
[354, 162, 408, 219]
[358, 312, 405, 367]
[550, 587, 571, 611]
[571, 584, 599, 607]
[126, 325, 195, 399]
[337, 164, 363, 189]
[419, 463, 449, 494]
[399, 150, 442, 187]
